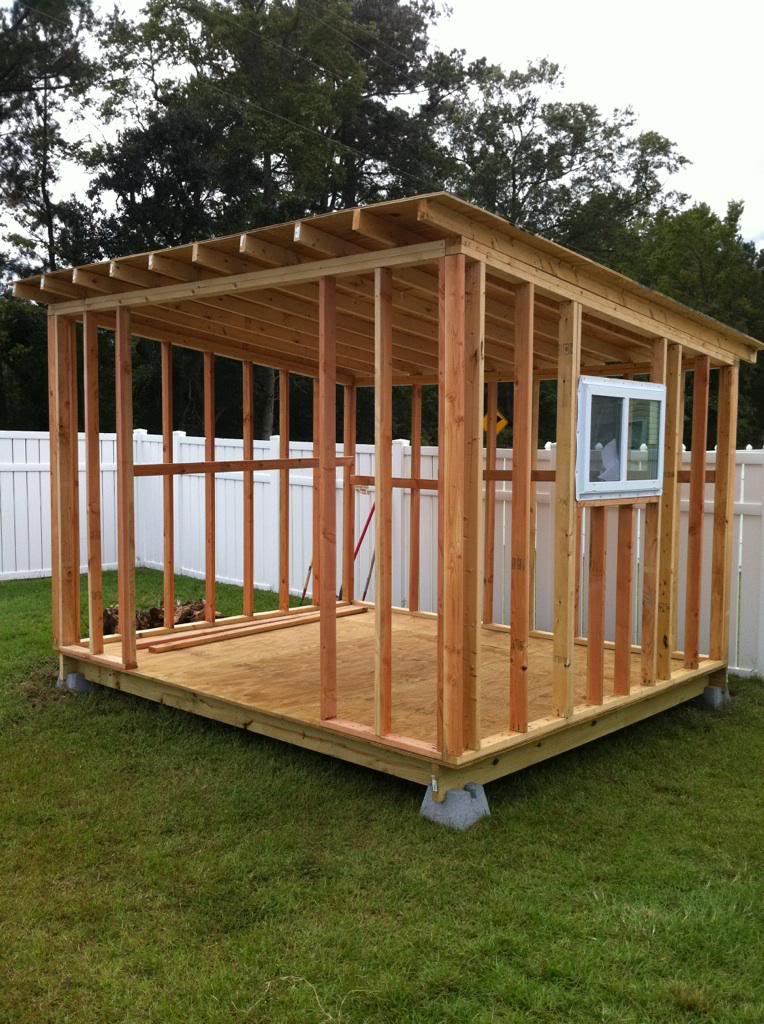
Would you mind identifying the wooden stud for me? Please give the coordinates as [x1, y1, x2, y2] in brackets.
[375, 267, 394, 735]
[553, 300, 582, 718]
[483, 381, 498, 623]
[463, 259, 485, 749]
[641, 338, 667, 685]
[312, 378, 320, 607]
[279, 369, 290, 614]
[83, 313, 104, 654]
[203, 351, 216, 622]
[709, 364, 738, 662]
[54, 316, 81, 646]
[436, 265, 445, 751]
[408, 383, 422, 612]
[342, 384, 357, 603]
[528, 377, 541, 630]
[613, 505, 634, 694]
[574, 506, 583, 637]
[439, 253, 468, 756]
[115, 308, 137, 668]
[586, 506, 607, 705]
[46, 318, 61, 646]
[509, 282, 534, 733]
[657, 344, 683, 680]
[242, 362, 254, 617]
[161, 341, 175, 628]
[684, 355, 710, 669]
[319, 277, 338, 720]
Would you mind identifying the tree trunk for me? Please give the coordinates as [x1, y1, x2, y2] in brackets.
[255, 365, 275, 438]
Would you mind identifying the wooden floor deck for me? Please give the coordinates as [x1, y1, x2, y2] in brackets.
[90, 610, 661, 740]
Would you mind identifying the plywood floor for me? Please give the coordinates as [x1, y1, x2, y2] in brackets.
[111, 611, 645, 746]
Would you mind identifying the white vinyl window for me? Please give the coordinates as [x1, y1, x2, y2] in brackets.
[576, 376, 666, 501]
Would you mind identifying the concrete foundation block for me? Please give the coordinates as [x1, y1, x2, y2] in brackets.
[700, 684, 732, 711]
[56, 671, 97, 694]
[420, 781, 490, 830]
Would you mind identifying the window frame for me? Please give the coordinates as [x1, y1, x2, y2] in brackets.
[575, 376, 666, 501]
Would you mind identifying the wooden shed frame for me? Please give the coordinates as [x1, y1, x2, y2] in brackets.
[15, 192, 762, 802]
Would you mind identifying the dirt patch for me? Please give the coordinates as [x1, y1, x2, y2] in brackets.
[103, 599, 212, 635]
[21, 667, 66, 708]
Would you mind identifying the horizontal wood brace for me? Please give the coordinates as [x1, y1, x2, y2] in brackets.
[133, 455, 354, 477]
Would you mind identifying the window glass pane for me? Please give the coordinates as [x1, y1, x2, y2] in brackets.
[627, 399, 661, 480]
[589, 394, 623, 482]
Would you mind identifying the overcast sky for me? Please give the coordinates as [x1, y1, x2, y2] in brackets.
[92, 0, 763, 247]
[433, 0, 763, 246]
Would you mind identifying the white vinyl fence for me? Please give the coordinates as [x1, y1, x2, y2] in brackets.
[2, 429, 763, 675]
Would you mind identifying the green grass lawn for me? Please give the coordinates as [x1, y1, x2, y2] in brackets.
[1, 569, 763, 1024]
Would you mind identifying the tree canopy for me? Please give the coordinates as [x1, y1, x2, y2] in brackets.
[0, 0, 762, 444]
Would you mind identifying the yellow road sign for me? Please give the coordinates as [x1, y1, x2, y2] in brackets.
[483, 410, 508, 435]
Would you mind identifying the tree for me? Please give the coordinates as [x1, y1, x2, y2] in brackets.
[621, 202, 764, 444]
[435, 60, 687, 263]
[0, 0, 96, 276]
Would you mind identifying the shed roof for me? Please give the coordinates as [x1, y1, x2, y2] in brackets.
[13, 192, 762, 381]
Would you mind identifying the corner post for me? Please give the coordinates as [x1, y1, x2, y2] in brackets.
[463, 258, 485, 749]
[47, 317, 61, 646]
[553, 300, 582, 717]
[434, 251, 475, 757]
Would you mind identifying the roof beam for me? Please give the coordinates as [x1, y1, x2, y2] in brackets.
[45, 240, 451, 318]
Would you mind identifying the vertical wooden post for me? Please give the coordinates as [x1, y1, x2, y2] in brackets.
[279, 369, 290, 613]
[408, 383, 422, 612]
[312, 378, 320, 607]
[161, 341, 175, 628]
[54, 316, 81, 647]
[203, 351, 216, 622]
[709, 363, 739, 662]
[439, 253, 467, 756]
[115, 308, 136, 669]
[640, 338, 667, 685]
[83, 313, 103, 653]
[342, 384, 357, 603]
[553, 300, 581, 717]
[656, 344, 683, 680]
[684, 355, 710, 668]
[528, 377, 540, 630]
[509, 282, 534, 732]
[374, 267, 394, 735]
[586, 506, 607, 704]
[436, 265, 445, 750]
[463, 258, 485, 750]
[242, 361, 254, 616]
[574, 506, 583, 637]
[483, 380, 498, 623]
[672, 369, 687, 646]
[613, 505, 634, 694]
[319, 277, 338, 720]
[47, 318, 61, 646]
